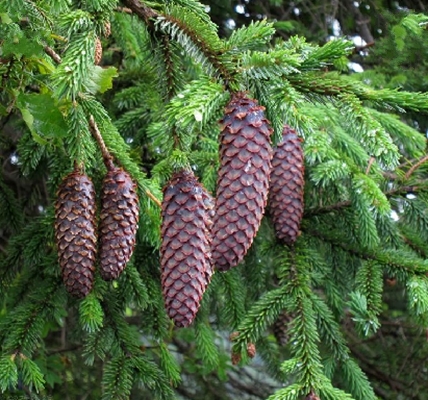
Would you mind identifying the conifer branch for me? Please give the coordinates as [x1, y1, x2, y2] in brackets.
[161, 35, 176, 100]
[308, 229, 428, 275]
[120, 0, 157, 23]
[365, 156, 375, 175]
[89, 116, 162, 207]
[115, 6, 133, 14]
[121, 0, 233, 85]
[43, 45, 62, 64]
[402, 234, 428, 258]
[347, 343, 407, 392]
[305, 183, 427, 216]
[144, 189, 162, 208]
[405, 154, 428, 179]
[88, 116, 115, 171]
[89, 115, 162, 208]
[162, 15, 230, 81]
[288, 73, 428, 113]
[48, 345, 82, 355]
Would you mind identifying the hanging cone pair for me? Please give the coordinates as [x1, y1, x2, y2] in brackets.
[55, 119, 139, 297]
[159, 91, 275, 326]
[55, 163, 139, 297]
[211, 95, 304, 271]
[160, 170, 214, 327]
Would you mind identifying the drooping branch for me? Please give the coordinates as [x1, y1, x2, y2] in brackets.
[44, 45, 62, 64]
[120, 0, 157, 23]
[115, 6, 133, 14]
[144, 187, 162, 208]
[307, 228, 428, 276]
[365, 156, 375, 175]
[89, 116, 162, 208]
[405, 154, 428, 179]
[120, 0, 233, 85]
[305, 183, 427, 217]
[161, 35, 176, 100]
[88, 116, 115, 171]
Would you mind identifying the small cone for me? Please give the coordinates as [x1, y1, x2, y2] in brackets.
[160, 170, 213, 327]
[212, 92, 273, 271]
[246, 342, 256, 358]
[94, 37, 102, 65]
[55, 168, 97, 298]
[272, 311, 293, 346]
[231, 352, 241, 365]
[104, 21, 111, 38]
[99, 167, 139, 281]
[269, 125, 304, 245]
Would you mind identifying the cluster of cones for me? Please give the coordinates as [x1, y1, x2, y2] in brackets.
[54, 92, 304, 329]
[54, 122, 139, 298]
[161, 92, 305, 327]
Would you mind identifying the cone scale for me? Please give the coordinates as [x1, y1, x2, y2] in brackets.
[269, 125, 304, 245]
[55, 167, 97, 298]
[212, 92, 273, 271]
[160, 170, 213, 327]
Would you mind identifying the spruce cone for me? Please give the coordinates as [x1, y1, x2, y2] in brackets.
[231, 352, 241, 365]
[55, 168, 97, 298]
[269, 125, 304, 245]
[104, 21, 111, 38]
[272, 311, 293, 346]
[212, 92, 273, 271]
[246, 342, 256, 358]
[94, 37, 102, 65]
[99, 167, 139, 281]
[160, 170, 213, 327]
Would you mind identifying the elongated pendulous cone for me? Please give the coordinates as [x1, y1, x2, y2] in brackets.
[212, 92, 273, 271]
[55, 168, 97, 298]
[160, 170, 214, 327]
[269, 125, 304, 245]
[99, 167, 139, 281]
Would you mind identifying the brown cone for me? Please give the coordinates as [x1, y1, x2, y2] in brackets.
[212, 92, 273, 271]
[246, 342, 256, 358]
[272, 310, 293, 346]
[269, 125, 304, 245]
[104, 21, 111, 38]
[99, 167, 139, 281]
[55, 168, 97, 298]
[94, 37, 102, 65]
[231, 352, 241, 365]
[160, 170, 213, 327]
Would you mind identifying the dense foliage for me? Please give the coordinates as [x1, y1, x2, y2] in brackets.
[1, 0, 428, 399]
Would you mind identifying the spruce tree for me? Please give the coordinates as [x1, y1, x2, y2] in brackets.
[1, 0, 428, 399]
